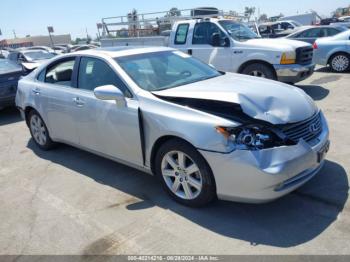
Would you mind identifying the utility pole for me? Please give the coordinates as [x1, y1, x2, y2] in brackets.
[47, 26, 54, 47]
[13, 30, 17, 38]
[86, 28, 90, 43]
[97, 23, 103, 40]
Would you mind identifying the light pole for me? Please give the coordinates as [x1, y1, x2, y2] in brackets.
[47, 26, 54, 47]
[97, 23, 102, 40]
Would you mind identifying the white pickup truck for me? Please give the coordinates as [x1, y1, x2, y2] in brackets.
[101, 18, 315, 83]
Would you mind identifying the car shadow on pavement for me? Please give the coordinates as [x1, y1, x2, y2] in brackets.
[28, 140, 349, 248]
[315, 66, 331, 73]
[0, 107, 22, 126]
[296, 85, 330, 101]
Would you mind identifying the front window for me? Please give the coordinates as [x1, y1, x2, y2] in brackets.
[23, 51, 55, 62]
[78, 57, 131, 97]
[116, 51, 221, 91]
[218, 20, 259, 41]
[192, 22, 227, 45]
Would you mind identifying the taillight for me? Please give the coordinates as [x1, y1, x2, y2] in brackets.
[313, 42, 318, 49]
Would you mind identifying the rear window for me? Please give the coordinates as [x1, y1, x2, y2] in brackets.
[174, 24, 189, 45]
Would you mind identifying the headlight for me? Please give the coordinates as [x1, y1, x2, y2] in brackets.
[216, 125, 292, 150]
[280, 51, 296, 64]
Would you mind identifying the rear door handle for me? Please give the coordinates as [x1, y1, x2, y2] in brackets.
[32, 88, 41, 95]
[73, 97, 85, 107]
[188, 49, 192, 55]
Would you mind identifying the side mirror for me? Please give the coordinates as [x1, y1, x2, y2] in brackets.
[94, 85, 126, 107]
[224, 37, 230, 47]
[211, 33, 221, 47]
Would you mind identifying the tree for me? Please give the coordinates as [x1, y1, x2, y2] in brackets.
[244, 7, 256, 21]
[168, 7, 181, 17]
[228, 10, 238, 17]
[258, 14, 268, 22]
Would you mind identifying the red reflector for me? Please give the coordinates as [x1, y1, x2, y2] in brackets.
[313, 42, 318, 49]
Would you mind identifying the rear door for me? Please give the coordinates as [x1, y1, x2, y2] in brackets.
[35, 57, 80, 144]
[73, 56, 143, 165]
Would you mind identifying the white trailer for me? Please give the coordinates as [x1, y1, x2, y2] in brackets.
[279, 12, 322, 26]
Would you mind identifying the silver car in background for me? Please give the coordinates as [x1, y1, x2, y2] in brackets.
[16, 47, 330, 207]
[285, 25, 348, 44]
[313, 30, 350, 72]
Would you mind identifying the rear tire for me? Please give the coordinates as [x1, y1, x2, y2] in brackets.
[28, 110, 55, 150]
[329, 53, 350, 73]
[242, 63, 276, 80]
[155, 139, 216, 207]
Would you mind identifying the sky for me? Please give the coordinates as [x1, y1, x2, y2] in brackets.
[0, 0, 349, 40]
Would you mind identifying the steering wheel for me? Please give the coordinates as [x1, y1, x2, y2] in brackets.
[180, 70, 192, 78]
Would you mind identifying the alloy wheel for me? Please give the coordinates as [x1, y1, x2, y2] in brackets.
[250, 70, 266, 78]
[30, 114, 47, 146]
[161, 150, 203, 200]
[331, 55, 349, 72]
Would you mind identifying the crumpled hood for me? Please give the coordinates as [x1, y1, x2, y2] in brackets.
[153, 73, 317, 125]
[243, 38, 311, 51]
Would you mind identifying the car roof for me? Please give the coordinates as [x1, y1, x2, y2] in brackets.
[74, 46, 176, 58]
[288, 25, 348, 35]
[21, 49, 50, 54]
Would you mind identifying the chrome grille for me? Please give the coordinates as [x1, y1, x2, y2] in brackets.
[296, 46, 313, 65]
[281, 112, 322, 142]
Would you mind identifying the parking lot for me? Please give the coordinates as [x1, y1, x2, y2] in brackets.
[0, 67, 349, 255]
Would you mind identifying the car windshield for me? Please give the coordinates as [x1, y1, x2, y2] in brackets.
[116, 51, 221, 91]
[0, 59, 22, 73]
[23, 51, 55, 61]
[218, 20, 259, 41]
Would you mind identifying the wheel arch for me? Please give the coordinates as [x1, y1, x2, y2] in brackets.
[149, 135, 215, 181]
[327, 51, 350, 65]
[150, 135, 189, 174]
[24, 106, 37, 127]
[237, 59, 277, 79]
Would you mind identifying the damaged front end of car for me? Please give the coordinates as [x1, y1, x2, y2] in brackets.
[153, 94, 307, 151]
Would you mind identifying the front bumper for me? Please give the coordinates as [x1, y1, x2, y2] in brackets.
[199, 112, 330, 203]
[273, 63, 315, 83]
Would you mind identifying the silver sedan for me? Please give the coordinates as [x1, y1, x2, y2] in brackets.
[313, 30, 350, 72]
[16, 47, 330, 206]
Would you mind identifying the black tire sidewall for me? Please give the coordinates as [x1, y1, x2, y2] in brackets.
[154, 139, 216, 207]
[330, 53, 350, 73]
[28, 110, 54, 150]
[242, 63, 276, 80]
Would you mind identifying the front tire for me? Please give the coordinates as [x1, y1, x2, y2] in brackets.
[329, 53, 350, 73]
[155, 139, 216, 207]
[28, 110, 55, 150]
[241, 63, 276, 80]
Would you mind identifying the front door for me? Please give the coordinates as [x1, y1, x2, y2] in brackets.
[73, 56, 143, 165]
[190, 22, 232, 72]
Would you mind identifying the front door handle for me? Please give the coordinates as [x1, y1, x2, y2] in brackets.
[73, 97, 85, 107]
[32, 88, 41, 95]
